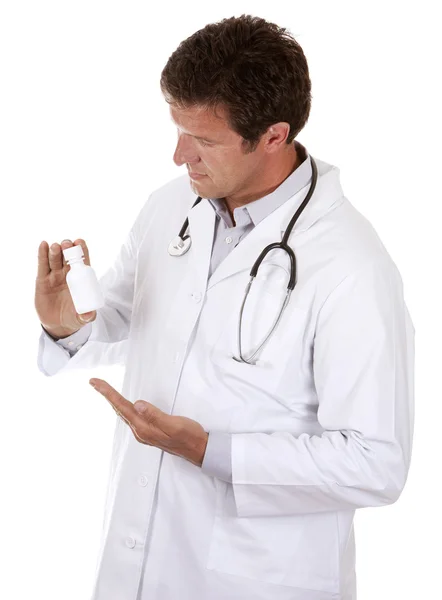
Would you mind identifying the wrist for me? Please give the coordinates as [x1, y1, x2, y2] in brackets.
[41, 323, 80, 340]
[185, 431, 209, 467]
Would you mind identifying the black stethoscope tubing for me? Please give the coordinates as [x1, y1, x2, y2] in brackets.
[175, 156, 318, 290]
[171, 155, 318, 363]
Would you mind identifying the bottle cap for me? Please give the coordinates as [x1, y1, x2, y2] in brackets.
[63, 245, 84, 262]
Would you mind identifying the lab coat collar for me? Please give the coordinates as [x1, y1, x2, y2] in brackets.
[187, 156, 344, 292]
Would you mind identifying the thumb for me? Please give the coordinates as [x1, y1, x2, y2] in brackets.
[77, 311, 96, 325]
[134, 400, 149, 414]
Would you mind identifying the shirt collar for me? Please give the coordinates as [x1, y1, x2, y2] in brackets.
[208, 140, 312, 228]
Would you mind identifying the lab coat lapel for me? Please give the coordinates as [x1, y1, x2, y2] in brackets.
[207, 201, 290, 291]
[187, 197, 217, 288]
[183, 161, 344, 292]
[207, 163, 344, 291]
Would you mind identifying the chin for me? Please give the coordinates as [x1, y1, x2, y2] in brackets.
[191, 178, 210, 190]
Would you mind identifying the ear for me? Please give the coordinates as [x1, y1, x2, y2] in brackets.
[264, 122, 291, 152]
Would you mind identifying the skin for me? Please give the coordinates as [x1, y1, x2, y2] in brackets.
[38, 102, 302, 468]
[171, 103, 301, 224]
[36, 237, 208, 465]
[89, 379, 209, 467]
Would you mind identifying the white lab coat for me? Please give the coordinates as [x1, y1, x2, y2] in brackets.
[38, 157, 415, 600]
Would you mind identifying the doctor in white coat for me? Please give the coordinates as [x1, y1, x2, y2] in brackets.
[35, 14, 415, 600]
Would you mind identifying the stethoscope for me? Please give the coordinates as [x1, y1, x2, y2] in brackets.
[168, 156, 318, 364]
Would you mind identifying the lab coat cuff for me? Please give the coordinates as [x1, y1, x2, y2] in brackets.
[200, 431, 232, 482]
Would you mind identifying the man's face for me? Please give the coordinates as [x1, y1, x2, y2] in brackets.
[170, 103, 265, 201]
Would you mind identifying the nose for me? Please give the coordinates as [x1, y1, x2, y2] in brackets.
[173, 134, 201, 167]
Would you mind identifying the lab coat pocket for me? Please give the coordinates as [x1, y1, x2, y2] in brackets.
[206, 479, 339, 593]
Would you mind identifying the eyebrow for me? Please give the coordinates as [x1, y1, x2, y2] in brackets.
[194, 135, 217, 143]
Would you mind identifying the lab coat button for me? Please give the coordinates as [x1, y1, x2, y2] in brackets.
[138, 475, 148, 487]
[125, 537, 136, 549]
[192, 292, 202, 303]
[173, 352, 180, 363]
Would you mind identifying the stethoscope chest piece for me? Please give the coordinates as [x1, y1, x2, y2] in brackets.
[168, 235, 192, 256]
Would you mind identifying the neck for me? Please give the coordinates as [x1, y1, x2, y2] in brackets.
[224, 146, 301, 223]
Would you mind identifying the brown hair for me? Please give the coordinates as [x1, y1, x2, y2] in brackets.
[160, 14, 312, 153]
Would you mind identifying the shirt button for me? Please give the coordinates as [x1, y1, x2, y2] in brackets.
[68, 341, 74, 347]
[192, 292, 202, 303]
[138, 475, 148, 487]
[76, 345, 82, 350]
[126, 537, 136, 549]
[225, 236, 233, 244]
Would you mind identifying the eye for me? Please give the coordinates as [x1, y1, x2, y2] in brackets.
[198, 139, 211, 147]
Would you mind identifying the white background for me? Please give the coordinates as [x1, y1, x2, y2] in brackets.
[0, 1, 440, 598]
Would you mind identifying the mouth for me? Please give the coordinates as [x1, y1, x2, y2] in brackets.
[189, 172, 208, 180]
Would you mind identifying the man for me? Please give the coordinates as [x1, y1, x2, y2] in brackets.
[35, 14, 415, 600]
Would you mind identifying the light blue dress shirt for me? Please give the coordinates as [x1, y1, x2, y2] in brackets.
[41, 140, 312, 483]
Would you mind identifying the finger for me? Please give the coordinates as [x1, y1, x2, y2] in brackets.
[37, 241, 50, 279]
[90, 379, 144, 428]
[73, 239, 91, 266]
[116, 410, 132, 427]
[130, 424, 149, 445]
[116, 410, 146, 443]
[48, 242, 63, 271]
[78, 311, 96, 324]
[60, 239, 74, 269]
[134, 400, 161, 426]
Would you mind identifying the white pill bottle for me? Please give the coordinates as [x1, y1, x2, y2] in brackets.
[62, 245, 105, 314]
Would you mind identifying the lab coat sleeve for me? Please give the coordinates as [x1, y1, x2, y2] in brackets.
[37, 197, 151, 377]
[230, 256, 415, 517]
[37, 323, 92, 375]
